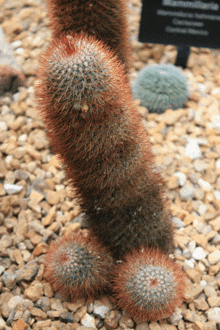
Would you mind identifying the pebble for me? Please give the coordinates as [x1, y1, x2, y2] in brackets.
[172, 217, 185, 228]
[81, 314, 96, 329]
[2, 272, 16, 289]
[3, 183, 23, 195]
[7, 296, 24, 309]
[192, 247, 207, 260]
[205, 308, 220, 323]
[15, 260, 39, 282]
[185, 139, 202, 159]
[93, 301, 110, 319]
[174, 172, 187, 186]
[24, 282, 43, 301]
[208, 250, 220, 265]
[180, 185, 195, 200]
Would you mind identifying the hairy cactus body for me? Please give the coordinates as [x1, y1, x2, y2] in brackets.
[44, 233, 114, 299]
[113, 248, 186, 321]
[132, 64, 189, 113]
[46, 0, 130, 73]
[36, 33, 174, 260]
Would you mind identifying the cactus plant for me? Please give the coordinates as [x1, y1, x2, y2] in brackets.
[132, 64, 189, 113]
[44, 233, 114, 299]
[113, 247, 186, 321]
[46, 0, 131, 73]
[36, 33, 174, 260]
[37, 33, 186, 320]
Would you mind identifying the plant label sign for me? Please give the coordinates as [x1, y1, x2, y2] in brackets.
[139, 0, 220, 48]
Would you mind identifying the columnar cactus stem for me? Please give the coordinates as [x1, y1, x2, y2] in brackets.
[36, 33, 174, 260]
[37, 34, 186, 320]
[46, 0, 131, 73]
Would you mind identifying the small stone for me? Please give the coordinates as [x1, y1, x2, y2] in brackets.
[160, 325, 177, 330]
[192, 321, 205, 330]
[168, 175, 179, 189]
[0, 121, 8, 131]
[174, 172, 187, 186]
[186, 269, 202, 283]
[204, 286, 217, 298]
[45, 190, 60, 205]
[119, 315, 134, 328]
[198, 179, 212, 191]
[29, 306, 47, 319]
[208, 297, 220, 308]
[36, 297, 51, 312]
[4, 183, 23, 195]
[0, 317, 6, 330]
[172, 217, 185, 228]
[206, 321, 217, 330]
[205, 308, 220, 323]
[180, 185, 195, 200]
[93, 300, 110, 319]
[15, 261, 39, 282]
[104, 311, 120, 330]
[33, 242, 49, 256]
[73, 306, 87, 323]
[194, 297, 209, 311]
[136, 323, 149, 330]
[24, 282, 43, 301]
[208, 250, 220, 265]
[185, 139, 202, 159]
[2, 272, 16, 289]
[12, 318, 28, 330]
[81, 313, 96, 329]
[42, 206, 56, 226]
[192, 247, 207, 260]
[29, 189, 44, 204]
[7, 296, 24, 309]
[149, 322, 161, 330]
[43, 282, 54, 298]
[184, 282, 203, 303]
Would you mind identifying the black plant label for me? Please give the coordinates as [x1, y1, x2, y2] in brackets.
[139, 0, 220, 48]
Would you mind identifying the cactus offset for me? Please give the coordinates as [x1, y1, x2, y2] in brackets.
[113, 247, 186, 321]
[36, 33, 174, 260]
[44, 233, 114, 299]
[46, 0, 131, 73]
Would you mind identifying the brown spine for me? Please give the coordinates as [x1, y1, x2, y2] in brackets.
[36, 33, 174, 260]
[46, 0, 131, 74]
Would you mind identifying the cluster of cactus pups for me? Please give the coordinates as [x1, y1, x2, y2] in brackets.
[36, 0, 186, 322]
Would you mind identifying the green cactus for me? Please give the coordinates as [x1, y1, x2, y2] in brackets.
[132, 64, 189, 113]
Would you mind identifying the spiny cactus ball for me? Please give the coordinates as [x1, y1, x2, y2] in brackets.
[113, 247, 186, 321]
[36, 33, 126, 119]
[132, 64, 189, 113]
[44, 233, 114, 299]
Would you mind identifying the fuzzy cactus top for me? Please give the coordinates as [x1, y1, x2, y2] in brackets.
[46, 0, 131, 74]
[36, 33, 174, 260]
[132, 64, 189, 113]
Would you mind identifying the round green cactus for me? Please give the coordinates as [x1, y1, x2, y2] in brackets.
[132, 64, 189, 113]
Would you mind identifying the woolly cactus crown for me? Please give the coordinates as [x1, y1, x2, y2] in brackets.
[44, 233, 114, 299]
[113, 247, 186, 321]
[132, 64, 189, 113]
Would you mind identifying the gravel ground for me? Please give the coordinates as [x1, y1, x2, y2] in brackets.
[0, 0, 220, 330]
